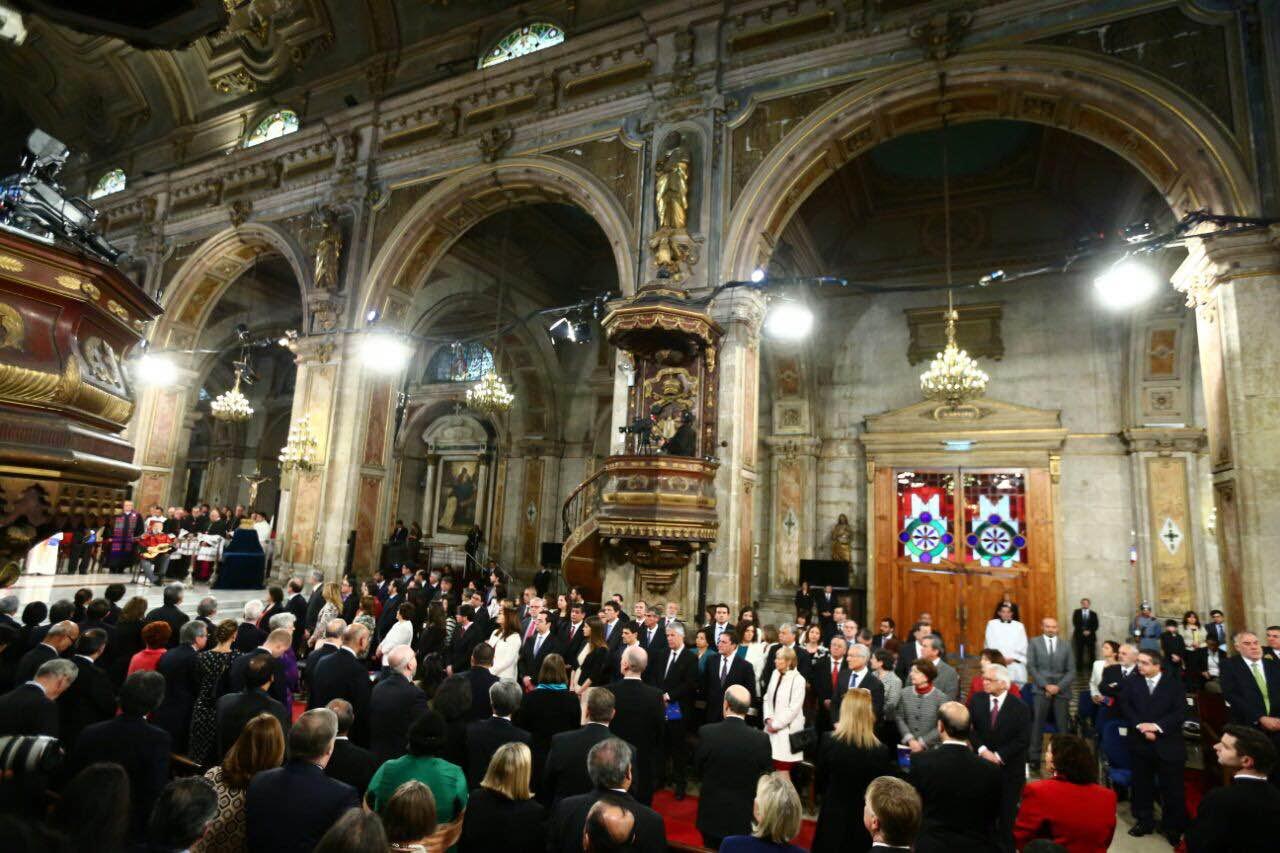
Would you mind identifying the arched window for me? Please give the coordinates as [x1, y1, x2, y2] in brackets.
[479, 22, 564, 68]
[89, 168, 126, 200]
[245, 109, 300, 148]
[425, 343, 494, 383]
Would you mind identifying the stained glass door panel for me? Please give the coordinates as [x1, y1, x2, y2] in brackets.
[895, 471, 955, 564]
[962, 471, 1027, 567]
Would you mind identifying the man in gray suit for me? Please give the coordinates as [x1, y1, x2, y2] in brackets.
[1027, 616, 1074, 770]
[920, 635, 959, 701]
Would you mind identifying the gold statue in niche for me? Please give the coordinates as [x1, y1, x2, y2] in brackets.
[831, 513, 853, 564]
[642, 367, 696, 445]
[654, 132, 690, 231]
[313, 208, 342, 291]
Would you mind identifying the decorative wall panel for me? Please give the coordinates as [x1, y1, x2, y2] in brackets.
[1146, 457, 1194, 615]
[362, 381, 392, 468]
[354, 474, 382, 573]
[519, 458, 544, 569]
[288, 471, 322, 566]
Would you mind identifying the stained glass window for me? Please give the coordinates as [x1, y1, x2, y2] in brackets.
[896, 471, 956, 563]
[479, 22, 564, 68]
[895, 468, 1028, 567]
[425, 343, 494, 383]
[89, 168, 126, 200]
[962, 472, 1027, 567]
[245, 109, 300, 148]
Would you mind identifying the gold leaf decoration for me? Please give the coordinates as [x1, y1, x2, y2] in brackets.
[0, 255, 24, 273]
[56, 274, 83, 290]
[81, 282, 101, 301]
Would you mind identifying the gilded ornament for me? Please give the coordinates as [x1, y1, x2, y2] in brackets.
[654, 132, 691, 231]
[313, 208, 343, 290]
[81, 282, 101, 300]
[105, 300, 130, 322]
[0, 254, 24, 273]
[0, 302, 25, 350]
[56, 274, 83, 290]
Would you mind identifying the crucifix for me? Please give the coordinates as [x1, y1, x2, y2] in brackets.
[238, 469, 273, 507]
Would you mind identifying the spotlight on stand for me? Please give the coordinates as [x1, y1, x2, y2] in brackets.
[764, 299, 814, 340]
[359, 329, 413, 373]
[1094, 259, 1160, 309]
[1122, 220, 1156, 244]
[750, 267, 766, 283]
[547, 310, 591, 345]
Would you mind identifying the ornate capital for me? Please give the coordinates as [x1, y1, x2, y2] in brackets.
[710, 287, 766, 336]
[1173, 225, 1280, 318]
[1123, 427, 1208, 456]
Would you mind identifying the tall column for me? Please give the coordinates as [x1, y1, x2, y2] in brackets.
[1173, 226, 1280, 631]
[420, 454, 439, 535]
[708, 290, 766, 609]
[131, 364, 200, 510]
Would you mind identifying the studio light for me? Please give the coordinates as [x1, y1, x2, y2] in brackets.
[750, 267, 766, 283]
[132, 352, 178, 386]
[1094, 259, 1160, 309]
[359, 330, 413, 373]
[548, 311, 591, 345]
[764, 300, 814, 340]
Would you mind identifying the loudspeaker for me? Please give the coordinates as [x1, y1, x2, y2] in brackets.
[799, 559, 850, 588]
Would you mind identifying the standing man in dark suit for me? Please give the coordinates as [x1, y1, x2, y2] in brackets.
[1026, 616, 1074, 771]
[835, 642, 886, 722]
[226, 628, 292, 707]
[449, 604, 484, 675]
[1218, 630, 1280, 779]
[545, 737, 666, 853]
[693, 684, 773, 849]
[894, 621, 932, 681]
[1120, 648, 1187, 845]
[543, 687, 615, 805]
[872, 617, 901, 654]
[304, 618, 344, 694]
[605, 646, 664, 806]
[909, 701, 1002, 852]
[463, 642, 499, 721]
[310, 623, 373, 745]
[814, 585, 837, 638]
[701, 628, 757, 726]
[215, 653, 291, 759]
[646, 622, 698, 799]
[324, 698, 379, 797]
[374, 577, 403, 643]
[519, 610, 562, 687]
[704, 602, 733, 648]
[151, 620, 207, 754]
[1098, 642, 1140, 701]
[967, 662, 1031, 851]
[559, 603, 588, 670]
[284, 576, 309, 653]
[465, 681, 532, 787]
[0, 657, 77, 737]
[600, 600, 626, 654]
[143, 583, 190, 648]
[77, 599, 117, 669]
[1186, 725, 1280, 852]
[1071, 598, 1099, 673]
[369, 645, 429, 764]
[304, 569, 326, 638]
[245, 708, 360, 853]
[57, 628, 116, 749]
[1206, 609, 1228, 646]
[814, 635, 848, 732]
[636, 607, 663, 657]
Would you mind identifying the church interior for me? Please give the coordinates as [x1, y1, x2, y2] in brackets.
[0, 1, 1279, 851]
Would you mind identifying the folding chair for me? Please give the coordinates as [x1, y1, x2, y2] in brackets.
[1099, 719, 1133, 791]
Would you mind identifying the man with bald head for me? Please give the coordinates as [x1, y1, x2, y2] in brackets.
[547, 737, 664, 853]
[909, 701, 1003, 851]
[16, 619, 78, 683]
[605, 645, 664, 805]
[583, 798, 636, 852]
[310, 622, 373, 745]
[693, 684, 774, 849]
[369, 643, 429, 764]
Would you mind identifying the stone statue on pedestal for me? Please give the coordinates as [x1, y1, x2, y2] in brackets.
[831, 513, 853, 564]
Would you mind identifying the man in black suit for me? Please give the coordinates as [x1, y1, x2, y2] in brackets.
[465, 680, 532, 787]
[967, 662, 1030, 851]
[703, 602, 732, 648]
[449, 604, 485, 675]
[285, 576, 309, 653]
[910, 701, 1002, 851]
[310, 623, 373, 745]
[635, 607, 664, 657]
[144, 583, 190, 648]
[607, 624, 642, 684]
[895, 621, 932, 681]
[761, 623, 812, 693]
[323, 698, 379, 797]
[1206, 609, 1228, 646]
[15, 619, 77, 684]
[1071, 597, 1100, 673]
[304, 569, 326, 636]
[77, 599, 117, 670]
[701, 628, 757, 726]
[1219, 630, 1280, 773]
[245, 708, 360, 853]
[68, 670, 171, 839]
[369, 645, 429, 764]
[559, 603, 588, 670]
[374, 577, 404, 645]
[519, 610, 562, 686]
[226, 627, 292, 707]
[1098, 641, 1140, 701]
[600, 600, 626, 654]
[0, 657, 77, 737]
[1186, 724, 1280, 852]
[813, 635, 848, 732]
[834, 642, 886, 722]
[645, 621, 698, 799]
[546, 736, 666, 853]
[216, 652, 291, 758]
[813, 585, 837, 637]
[151, 620, 207, 754]
[57, 628, 116, 749]
[233, 601, 268, 654]
[0, 595, 19, 632]
[304, 617, 345, 694]
[463, 642, 499, 721]
[1120, 648, 1187, 845]
[865, 776, 923, 852]
[543, 686, 615, 805]
[693, 684, 773, 849]
[605, 646, 664, 806]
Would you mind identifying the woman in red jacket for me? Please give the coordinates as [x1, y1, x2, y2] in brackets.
[126, 621, 172, 674]
[1014, 733, 1117, 852]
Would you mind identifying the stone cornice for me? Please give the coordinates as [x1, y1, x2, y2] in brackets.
[1123, 427, 1208, 455]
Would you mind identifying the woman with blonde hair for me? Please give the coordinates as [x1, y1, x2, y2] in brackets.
[195, 713, 285, 853]
[719, 772, 807, 853]
[762, 646, 807, 771]
[458, 742, 546, 852]
[310, 582, 343, 648]
[810, 687, 896, 853]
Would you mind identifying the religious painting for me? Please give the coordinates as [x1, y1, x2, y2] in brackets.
[436, 459, 479, 535]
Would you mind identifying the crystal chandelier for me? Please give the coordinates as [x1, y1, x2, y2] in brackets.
[211, 368, 254, 422]
[920, 295, 989, 408]
[467, 370, 514, 414]
[278, 414, 318, 472]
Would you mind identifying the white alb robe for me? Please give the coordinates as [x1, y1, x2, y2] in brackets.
[984, 618, 1029, 684]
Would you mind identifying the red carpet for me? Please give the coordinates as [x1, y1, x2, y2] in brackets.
[651, 790, 817, 850]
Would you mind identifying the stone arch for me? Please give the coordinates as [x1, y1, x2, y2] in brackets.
[361, 156, 638, 328]
[153, 222, 311, 351]
[723, 47, 1258, 281]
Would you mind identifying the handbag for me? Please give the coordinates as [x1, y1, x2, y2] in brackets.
[789, 727, 817, 753]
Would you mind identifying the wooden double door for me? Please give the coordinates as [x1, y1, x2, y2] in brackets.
[873, 466, 1056, 656]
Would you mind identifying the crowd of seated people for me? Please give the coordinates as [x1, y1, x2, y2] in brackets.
[2, 572, 1280, 852]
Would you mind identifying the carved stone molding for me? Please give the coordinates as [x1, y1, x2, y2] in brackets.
[476, 124, 514, 162]
[1123, 427, 1207, 455]
[909, 10, 974, 61]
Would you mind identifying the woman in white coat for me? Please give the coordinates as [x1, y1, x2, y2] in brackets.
[762, 645, 808, 770]
[488, 604, 523, 682]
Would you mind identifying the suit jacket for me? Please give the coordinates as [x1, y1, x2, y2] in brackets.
[701, 653, 758, 725]
[601, 619, 625, 653]
[833, 665, 885, 721]
[693, 716, 773, 838]
[465, 716, 532, 788]
[558, 620, 587, 666]
[930, 658, 961, 701]
[810, 735, 897, 853]
[245, 760, 360, 853]
[517, 686, 581, 787]
[57, 655, 116, 748]
[368, 670, 429, 764]
[375, 594, 402, 643]
[232, 621, 267, 653]
[1206, 621, 1228, 646]
[605, 678, 665, 804]
[636, 623, 665, 657]
[69, 714, 171, 838]
[304, 585, 325, 633]
[871, 632, 901, 654]
[1186, 776, 1280, 853]
[1071, 608, 1099, 637]
[325, 736, 379, 797]
[542, 722, 612, 805]
[895, 641, 923, 681]
[812, 655, 845, 730]
[1027, 635, 1075, 692]
[1098, 662, 1138, 701]
[464, 666, 499, 721]
[215, 687, 291, 759]
[0, 681, 59, 737]
[910, 743, 1003, 852]
[457, 786, 546, 853]
[546, 789, 665, 853]
[645, 645, 698, 715]
[303, 642, 339, 692]
[309, 648, 373, 745]
[151, 643, 200, 753]
[518, 631, 563, 683]
[450, 620, 484, 672]
[226, 647, 288, 706]
[15, 642, 57, 684]
[967, 690, 1031, 783]
[1119, 671, 1187, 761]
[143, 604, 189, 647]
[1220, 655, 1280, 727]
[286, 593, 309, 649]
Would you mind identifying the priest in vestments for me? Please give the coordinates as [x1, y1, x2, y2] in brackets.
[105, 500, 144, 573]
[985, 603, 1029, 685]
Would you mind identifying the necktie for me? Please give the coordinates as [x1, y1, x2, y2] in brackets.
[665, 651, 676, 679]
[1252, 662, 1271, 714]
[831, 663, 838, 692]
[569, 624, 577, 642]
[720, 656, 729, 684]
[990, 696, 1000, 726]
[647, 628, 654, 646]
[1047, 638, 1055, 657]
[534, 634, 543, 656]
[849, 670, 860, 690]
[1147, 678, 1157, 695]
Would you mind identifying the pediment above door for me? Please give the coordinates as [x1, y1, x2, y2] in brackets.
[861, 398, 1067, 467]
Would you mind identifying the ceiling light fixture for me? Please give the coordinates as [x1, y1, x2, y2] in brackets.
[211, 366, 254, 421]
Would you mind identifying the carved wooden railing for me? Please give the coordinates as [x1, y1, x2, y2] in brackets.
[562, 464, 607, 556]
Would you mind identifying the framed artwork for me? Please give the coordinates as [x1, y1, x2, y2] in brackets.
[436, 459, 479, 535]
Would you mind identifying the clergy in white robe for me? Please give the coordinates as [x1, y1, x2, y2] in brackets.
[984, 616, 1029, 684]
